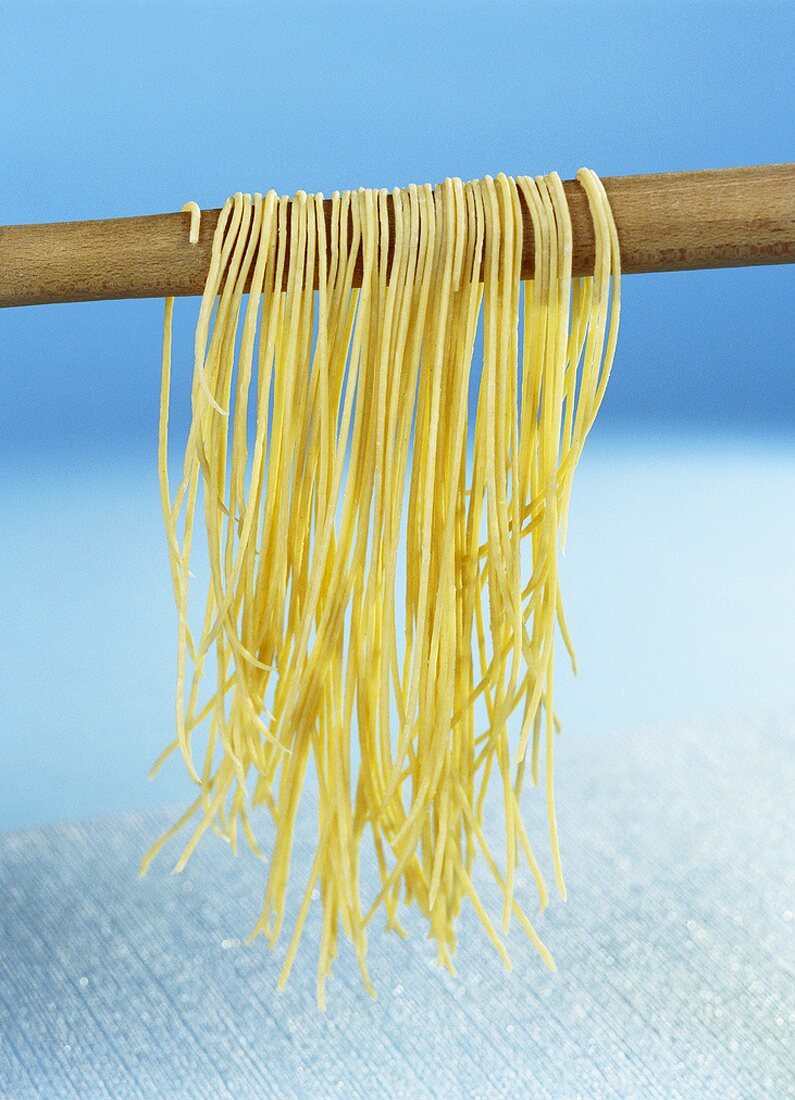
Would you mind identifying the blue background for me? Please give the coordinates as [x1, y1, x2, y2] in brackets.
[1, 0, 793, 830]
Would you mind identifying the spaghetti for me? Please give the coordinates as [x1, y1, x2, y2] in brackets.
[144, 169, 621, 1005]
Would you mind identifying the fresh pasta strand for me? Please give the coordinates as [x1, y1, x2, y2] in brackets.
[145, 168, 621, 1004]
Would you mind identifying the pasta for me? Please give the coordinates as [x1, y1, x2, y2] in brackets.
[144, 169, 621, 1005]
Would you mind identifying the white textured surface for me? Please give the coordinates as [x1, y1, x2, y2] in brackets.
[1, 713, 792, 1098]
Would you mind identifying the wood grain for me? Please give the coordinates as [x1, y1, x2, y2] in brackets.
[1, 164, 792, 308]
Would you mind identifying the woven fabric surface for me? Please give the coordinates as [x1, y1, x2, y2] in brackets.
[1, 714, 792, 1099]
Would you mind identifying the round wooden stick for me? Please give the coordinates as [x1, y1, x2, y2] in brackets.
[1, 164, 792, 308]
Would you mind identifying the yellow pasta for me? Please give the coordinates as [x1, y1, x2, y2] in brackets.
[144, 168, 621, 1005]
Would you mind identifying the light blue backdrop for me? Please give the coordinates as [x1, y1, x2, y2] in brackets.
[2, 0, 794, 455]
[1, 1, 793, 830]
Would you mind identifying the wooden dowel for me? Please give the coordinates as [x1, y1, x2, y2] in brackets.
[1, 164, 792, 308]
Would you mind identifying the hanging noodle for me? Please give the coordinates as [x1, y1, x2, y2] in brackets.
[144, 168, 621, 1006]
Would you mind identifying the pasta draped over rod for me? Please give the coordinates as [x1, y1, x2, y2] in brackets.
[145, 169, 621, 1006]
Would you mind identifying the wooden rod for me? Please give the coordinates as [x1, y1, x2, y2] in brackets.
[1, 164, 792, 308]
